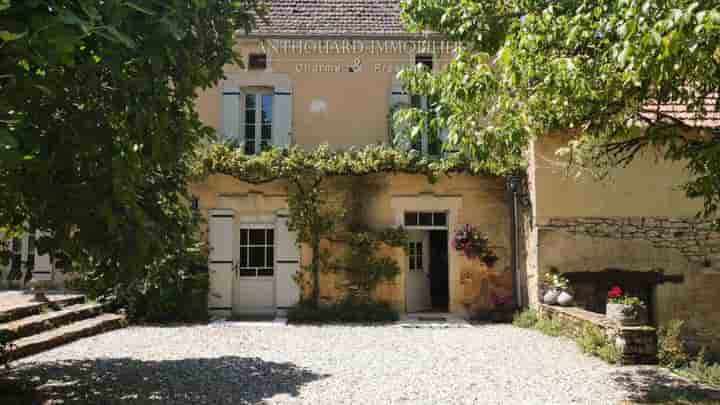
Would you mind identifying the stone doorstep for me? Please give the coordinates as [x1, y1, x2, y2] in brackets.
[0, 294, 86, 323]
[5, 313, 127, 363]
[0, 303, 106, 341]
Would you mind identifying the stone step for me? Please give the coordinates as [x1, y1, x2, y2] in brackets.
[0, 294, 86, 323]
[4, 313, 127, 362]
[1, 303, 105, 341]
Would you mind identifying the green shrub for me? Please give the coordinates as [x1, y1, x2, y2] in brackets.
[288, 299, 399, 324]
[72, 243, 210, 323]
[512, 309, 539, 328]
[658, 319, 689, 369]
[0, 329, 16, 368]
[534, 317, 564, 337]
[576, 323, 621, 364]
[682, 349, 720, 387]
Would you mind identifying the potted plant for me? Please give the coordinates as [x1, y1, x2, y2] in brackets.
[606, 285, 647, 326]
[540, 272, 572, 305]
[452, 225, 498, 267]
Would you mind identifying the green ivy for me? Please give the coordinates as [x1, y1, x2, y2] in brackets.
[194, 142, 506, 185]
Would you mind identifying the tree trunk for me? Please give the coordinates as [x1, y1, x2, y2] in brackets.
[310, 237, 321, 307]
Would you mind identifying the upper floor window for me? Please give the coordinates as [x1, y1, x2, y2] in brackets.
[410, 94, 442, 156]
[248, 53, 267, 70]
[415, 54, 433, 71]
[243, 91, 273, 155]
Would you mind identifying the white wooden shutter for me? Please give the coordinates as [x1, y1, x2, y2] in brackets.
[208, 209, 235, 313]
[275, 214, 300, 309]
[273, 83, 292, 148]
[390, 82, 411, 148]
[221, 85, 241, 142]
[33, 231, 52, 282]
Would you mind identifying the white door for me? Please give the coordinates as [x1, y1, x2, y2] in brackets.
[232, 226, 275, 315]
[406, 230, 431, 312]
[275, 215, 300, 309]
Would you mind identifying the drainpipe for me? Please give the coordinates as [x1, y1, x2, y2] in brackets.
[506, 173, 523, 309]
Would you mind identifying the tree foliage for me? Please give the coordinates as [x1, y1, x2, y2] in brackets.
[0, 1, 257, 312]
[400, 0, 720, 217]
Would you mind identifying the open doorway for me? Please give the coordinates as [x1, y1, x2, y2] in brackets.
[405, 229, 449, 313]
[429, 230, 449, 312]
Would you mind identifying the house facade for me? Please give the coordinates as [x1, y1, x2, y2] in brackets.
[2, 0, 717, 352]
[191, 1, 515, 317]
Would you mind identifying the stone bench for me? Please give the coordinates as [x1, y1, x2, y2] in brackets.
[538, 304, 658, 365]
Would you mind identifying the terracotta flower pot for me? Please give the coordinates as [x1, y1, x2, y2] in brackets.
[606, 303, 647, 326]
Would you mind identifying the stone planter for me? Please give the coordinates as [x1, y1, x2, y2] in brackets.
[543, 289, 560, 305]
[557, 291, 574, 306]
[606, 303, 648, 326]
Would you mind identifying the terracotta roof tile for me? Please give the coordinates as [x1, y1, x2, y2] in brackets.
[642, 97, 720, 129]
[253, 0, 410, 36]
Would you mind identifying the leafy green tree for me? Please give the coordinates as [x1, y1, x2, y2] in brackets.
[399, 0, 720, 216]
[0, 0, 257, 314]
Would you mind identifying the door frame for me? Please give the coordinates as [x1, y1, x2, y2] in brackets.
[391, 193, 461, 313]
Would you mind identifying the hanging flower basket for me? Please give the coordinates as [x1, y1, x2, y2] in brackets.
[452, 225, 498, 267]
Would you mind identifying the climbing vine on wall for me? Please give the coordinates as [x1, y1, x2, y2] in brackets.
[194, 142, 497, 307]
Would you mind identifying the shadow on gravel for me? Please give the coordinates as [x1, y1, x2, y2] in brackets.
[612, 367, 720, 404]
[1, 356, 328, 405]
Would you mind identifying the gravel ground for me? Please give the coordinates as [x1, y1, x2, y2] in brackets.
[3, 322, 709, 404]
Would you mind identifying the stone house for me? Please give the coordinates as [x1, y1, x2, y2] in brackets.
[1, 0, 718, 352]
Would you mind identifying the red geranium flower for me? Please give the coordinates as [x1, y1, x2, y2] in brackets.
[608, 286, 623, 298]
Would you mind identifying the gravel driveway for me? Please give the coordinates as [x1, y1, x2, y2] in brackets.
[3, 322, 711, 404]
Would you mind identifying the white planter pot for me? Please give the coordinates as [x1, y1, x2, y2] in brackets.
[543, 289, 560, 305]
[606, 303, 648, 326]
[557, 291, 574, 306]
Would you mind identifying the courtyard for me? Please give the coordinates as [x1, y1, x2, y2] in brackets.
[4, 322, 718, 405]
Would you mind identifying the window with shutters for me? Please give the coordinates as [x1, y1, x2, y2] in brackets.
[410, 94, 442, 156]
[242, 91, 273, 155]
[237, 227, 274, 277]
[248, 53, 267, 70]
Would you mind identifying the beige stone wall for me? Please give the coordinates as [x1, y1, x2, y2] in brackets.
[195, 37, 454, 149]
[191, 172, 512, 316]
[534, 135, 703, 223]
[529, 136, 720, 352]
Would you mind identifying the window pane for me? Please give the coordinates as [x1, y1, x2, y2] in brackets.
[248, 54, 267, 70]
[245, 109, 255, 124]
[416, 242, 423, 256]
[261, 94, 273, 123]
[245, 94, 256, 109]
[249, 246, 265, 267]
[417, 255, 423, 269]
[261, 125, 272, 142]
[249, 229, 266, 245]
[411, 95, 422, 109]
[419, 212, 433, 226]
[266, 229, 274, 244]
[239, 268, 256, 277]
[239, 247, 248, 267]
[244, 139, 255, 155]
[404, 212, 418, 226]
[258, 268, 273, 277]
[409, 256, 415, 270]
[433, 212, 447, 226]
[266, 247, 274, 267]
[240, 229, 248, 246]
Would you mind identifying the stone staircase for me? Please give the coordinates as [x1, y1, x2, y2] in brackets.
[0, 294, 126, 362]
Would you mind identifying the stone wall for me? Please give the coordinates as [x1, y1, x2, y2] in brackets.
[535, 216, 720, 353]
[539, 304, 658, 365]
[542, 216, 720, 268]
